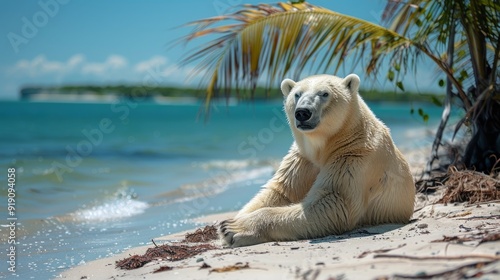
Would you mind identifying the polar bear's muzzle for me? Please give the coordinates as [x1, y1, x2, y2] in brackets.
[295, 108, 312, 122]
[295, 107, 319, 131]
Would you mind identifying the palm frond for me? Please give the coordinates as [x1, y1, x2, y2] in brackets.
[180, 2, 417, 104]
[180, 1, 499, 108]
[382, 0, 499, 107]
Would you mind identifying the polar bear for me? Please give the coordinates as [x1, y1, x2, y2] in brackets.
[219, 74, 415, 247]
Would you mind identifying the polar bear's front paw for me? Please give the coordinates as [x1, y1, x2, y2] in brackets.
[218, 218, 265, 248]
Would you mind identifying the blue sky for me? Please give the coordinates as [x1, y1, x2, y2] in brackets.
[0, 0, 441, 100]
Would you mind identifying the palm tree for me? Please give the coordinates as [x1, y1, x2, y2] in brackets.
[180, 1, 500, 174]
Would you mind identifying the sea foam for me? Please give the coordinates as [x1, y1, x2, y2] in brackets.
[70, 189, 149, 222]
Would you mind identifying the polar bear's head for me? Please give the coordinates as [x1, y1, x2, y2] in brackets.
[281, 74, 360, 135]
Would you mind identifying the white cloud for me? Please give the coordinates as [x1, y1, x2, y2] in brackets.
[5, 54, 202, 90]
[1, 53, 210, 100]
[9, 54, 86, 77]
[133, 55, 201, 86]
[134, 55, 168, 73]
[67, 54, 85, 68]
[8, 54, 130, 77]
[108, 55, 128, 68]
[81, 55, 128, 75]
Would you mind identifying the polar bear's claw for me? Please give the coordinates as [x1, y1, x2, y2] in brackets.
[218, 219, 236, 246]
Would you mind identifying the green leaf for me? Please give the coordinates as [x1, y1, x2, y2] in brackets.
[425, 11, 432, 21]
[396, 81, 405, 91]
[394, 63, 401, 71]
[438, 34, 446, 44]
[460, 70, 468, 79]
[418, 108, 424, 116]
[438, 79, 445, 87]
[388, 70, 394, 81]
[457, 50, 467, 59]
[416, 108, 429, 122]
[414, 18, 422, 27]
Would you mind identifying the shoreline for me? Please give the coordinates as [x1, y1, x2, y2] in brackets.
[59, 199, 500, 280]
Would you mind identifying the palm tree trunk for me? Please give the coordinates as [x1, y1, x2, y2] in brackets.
[457, 2, 500, 173]
[462, 88, 500, 173]
[426, 17, 455, 174]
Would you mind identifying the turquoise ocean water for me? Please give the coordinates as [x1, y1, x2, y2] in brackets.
[0, 99, 443, 279]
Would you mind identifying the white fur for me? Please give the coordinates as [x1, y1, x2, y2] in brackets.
[219, 74, 415, 247]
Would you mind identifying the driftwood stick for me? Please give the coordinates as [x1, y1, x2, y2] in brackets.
[390, 260, 498, 279]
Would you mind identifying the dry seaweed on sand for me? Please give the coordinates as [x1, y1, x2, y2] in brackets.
[431, 232, 500, 244]
[209, 262, 250, 273]
[116, 243, 217, 270]
[479, 233, 500, 244]
[439, 167, 500, 204]
[115, 254, 149, 270]
[357, 243, 406, 258]
[183, 224, 219, 242]
[200, 262, 212, 269]
[431, 235, 476, 244]
[153, 265, 173, 273]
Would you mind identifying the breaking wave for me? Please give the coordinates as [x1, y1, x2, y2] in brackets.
[67, 188, 149, 222]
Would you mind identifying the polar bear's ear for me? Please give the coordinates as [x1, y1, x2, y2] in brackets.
[343, 74, 360, 93]
[281, 79, 296, 97]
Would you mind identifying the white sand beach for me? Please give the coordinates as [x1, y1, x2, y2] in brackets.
[59, 196, 500, 280]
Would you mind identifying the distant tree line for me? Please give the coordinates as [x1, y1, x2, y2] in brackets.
[20, 85, 443, 104]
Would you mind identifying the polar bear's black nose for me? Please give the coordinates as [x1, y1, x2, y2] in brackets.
[295, 108, 312, 121]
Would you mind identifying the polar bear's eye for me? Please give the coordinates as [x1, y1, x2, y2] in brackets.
[321, 92, 329, 98]
[294, 93, 300, 99]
